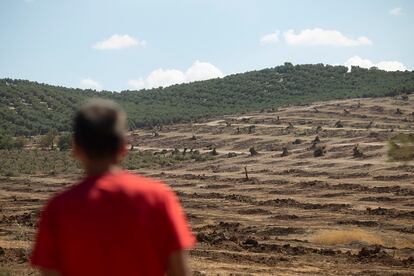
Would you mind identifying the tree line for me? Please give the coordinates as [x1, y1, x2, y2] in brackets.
[1, 63, 413, 138]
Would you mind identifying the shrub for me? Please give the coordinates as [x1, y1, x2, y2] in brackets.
[0, 134, 14, 150]
[58, 133, 72, 151]
[40, 129, 58, 149]
[0, 135, 27, 150]
[0, 149, 80, 176]
[13, 136, 27, 149]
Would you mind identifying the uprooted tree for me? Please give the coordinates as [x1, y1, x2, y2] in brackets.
[388, 133, 414, 161]
[281, 147, 289, 157]
[353, 144, 364, 158]
[248, 125, 256, 134]
[395, 108, 403, 115]
[310, 136, 321, 150]
[152, 127, 159, 137]
[292, 139, 302, 145]
[313, 146, 326, 157]
[249, 147, 258, 156]
[210, 147, 218, 156]
[244, 166, 249, 180]
[227, 152, 237, 158]
[334, 120, 344, 128]
[315, 125, 322, 133]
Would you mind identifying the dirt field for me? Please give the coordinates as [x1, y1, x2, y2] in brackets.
[1, 95, 414, 275]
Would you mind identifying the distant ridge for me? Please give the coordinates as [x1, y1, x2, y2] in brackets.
[1, 63, 413, 136]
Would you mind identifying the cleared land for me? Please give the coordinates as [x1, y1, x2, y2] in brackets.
[1, 95, 414, 275]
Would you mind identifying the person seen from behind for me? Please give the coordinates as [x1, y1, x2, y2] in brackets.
[31, 99, 195, 276]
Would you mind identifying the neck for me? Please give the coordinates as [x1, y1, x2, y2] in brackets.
[84, 160, 120, 177]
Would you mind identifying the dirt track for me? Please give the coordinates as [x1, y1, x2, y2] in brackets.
[1, 95, 413, 275]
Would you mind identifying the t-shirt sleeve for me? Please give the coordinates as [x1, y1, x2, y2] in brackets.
[161, 189, 196, 256]
[30, 200, 60, 271]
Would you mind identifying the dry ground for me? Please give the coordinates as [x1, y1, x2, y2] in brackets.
[1, 95, 414, 275]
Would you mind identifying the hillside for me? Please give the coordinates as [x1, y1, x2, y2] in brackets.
[1, 63, 414, 136]
[1, 95, 413, 275]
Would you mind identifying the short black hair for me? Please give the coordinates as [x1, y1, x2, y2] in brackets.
[73, 99, 126, 159]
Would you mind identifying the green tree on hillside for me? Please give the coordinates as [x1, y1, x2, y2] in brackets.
[0, 134, 13, 150]
[57, 133, 72, 151]
[40, 129, 58, 150]
[1, 64, 413, 136]
[13, 136, 27, 149]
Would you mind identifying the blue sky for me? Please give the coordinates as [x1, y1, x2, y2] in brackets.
[0, 0, 413, 91]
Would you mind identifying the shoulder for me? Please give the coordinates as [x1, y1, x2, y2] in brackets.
[42, 177, 92, 213]
[41, 187, 75, 214]
[123, 171, 173, 193]
[114, 171, 175, 202]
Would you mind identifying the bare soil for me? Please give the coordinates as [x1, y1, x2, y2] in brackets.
[1, 95, 414, 275]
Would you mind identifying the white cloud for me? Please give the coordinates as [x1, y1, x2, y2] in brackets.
[283, 28, 372, 47]
[128, 60, 223, 89]
[185, 60, 224, 82]
[93, 34, 146, 50]
[260, 31, 279, 45]
[145, 69, 186, 89]
[80, 78, 103, 91]
[344, 56, 407, 72]
[389, 7, 403, 16]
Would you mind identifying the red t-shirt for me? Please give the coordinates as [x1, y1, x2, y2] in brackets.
[30, 170, 195, 276]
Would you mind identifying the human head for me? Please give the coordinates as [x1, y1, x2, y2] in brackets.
[73, 99, 127, 163]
